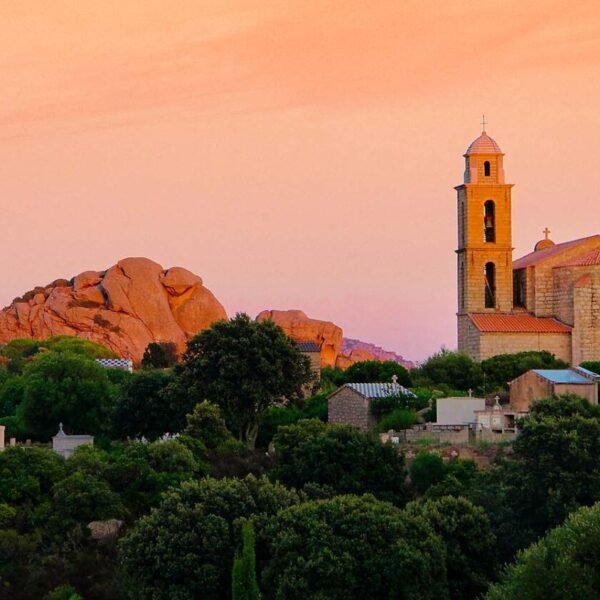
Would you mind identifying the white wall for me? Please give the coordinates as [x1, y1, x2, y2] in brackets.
[436, 397, 486, 425]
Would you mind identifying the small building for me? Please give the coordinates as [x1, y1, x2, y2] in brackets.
[475, 398, 524, 434]
[297, 341, 321, 395]
[509, 367, 600, 411]
[436, 396, 486, 425]
[328, 380, 415, 432]
[52, 423, 94, 459]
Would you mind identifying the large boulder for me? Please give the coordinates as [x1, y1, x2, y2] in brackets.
[256, 309, 343, 368]
[0, 258, 227, 363]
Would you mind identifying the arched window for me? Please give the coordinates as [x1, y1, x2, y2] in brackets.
[484, 200, 495, 243]
[484, 262, 496, 308]
[484, 161, 491, 177]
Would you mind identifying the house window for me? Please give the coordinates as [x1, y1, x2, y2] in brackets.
[484, 200, 495, 243]
[484, 161, 491, 177]
[485, 262, 496, 308]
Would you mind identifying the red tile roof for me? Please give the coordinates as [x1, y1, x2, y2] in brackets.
[557, 248, 600, 268]
[469, 313, 571, 334]
[513, 235, 600, 270]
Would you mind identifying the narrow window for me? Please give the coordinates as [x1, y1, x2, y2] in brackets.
[484, 200, 495, 243]
[484, 161, 491, 177]
[513, 270, 526, 307]
[484, 262, 496, 308]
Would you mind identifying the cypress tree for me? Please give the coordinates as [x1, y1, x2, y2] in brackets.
[232, 521, 261, 600]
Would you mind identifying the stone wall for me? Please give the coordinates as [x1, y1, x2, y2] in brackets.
[479, 331, 571, 363]
[328, 387, 373, 432]
[554, 382, 598, 405]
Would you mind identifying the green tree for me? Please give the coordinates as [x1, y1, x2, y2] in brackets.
[46, 585, 83, 600]
[416, 350, 483, 391]
[19, 351, 117, 440]
[141, 341, 178, 369]
[184, 401, 233, 449]
[119, 475, 300, 600]
[261, 494, 448, 600]
[409, 452, 446, 495]
[0, 376, 25, 416]
[378, 408, 417, 432]
[481, 350, 568, 391]
[177, 314, 312, 448]
[406, 496, 496, 599]
[232, 521, 261, 600]
[112, 369, 178, 440]
[272, 420, 407, 504]
[51, 471, 125, 525]
[486, 502, 600, 600]
[343, 360, 412, 386]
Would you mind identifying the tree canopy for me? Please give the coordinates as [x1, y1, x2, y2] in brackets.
[177, 314, 312, 448]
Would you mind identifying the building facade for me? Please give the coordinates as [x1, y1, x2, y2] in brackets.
[456, 129, 600, 363]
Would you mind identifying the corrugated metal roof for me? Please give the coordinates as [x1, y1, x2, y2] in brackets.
[465, 132, 502, 155]
[573, 366, 600, 381]
[346, 382, 415, 399]
[533, 369, 592, 385]
[469, 313, 571, 334]
[513, 235, 600, 270]
[296, 341, 321, 352]
[557, 248, 600, 268]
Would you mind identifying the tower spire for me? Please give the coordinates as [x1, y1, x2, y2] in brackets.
[481, 114, 487, 134]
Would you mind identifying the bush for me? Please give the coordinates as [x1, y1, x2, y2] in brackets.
[378, 409, 417, 432]
[416, 350, 483, 391]
[410, 452, 446, 494]
[184, 401, 234, 449]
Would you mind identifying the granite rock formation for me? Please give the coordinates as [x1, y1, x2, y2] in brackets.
[0, 257, 227, 363]
[256, 309, 412, 370]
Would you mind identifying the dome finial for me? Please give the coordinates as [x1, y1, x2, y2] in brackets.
[481, 114, 487, 134]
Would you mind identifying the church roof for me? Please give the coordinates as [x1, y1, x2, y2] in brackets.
[556, 248, 600, 268]
[465, 132, 502, 155]
[513, 235, 600, 270]
[469, 313, 571, 334]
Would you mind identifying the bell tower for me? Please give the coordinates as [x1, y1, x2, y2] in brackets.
[456, 124, 514, 351]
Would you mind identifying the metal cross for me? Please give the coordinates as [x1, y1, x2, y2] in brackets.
[481, 114, 487, 133]
[543, 227, 551, 240]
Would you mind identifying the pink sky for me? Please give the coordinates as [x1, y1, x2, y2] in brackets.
[1, 1, 600, 361]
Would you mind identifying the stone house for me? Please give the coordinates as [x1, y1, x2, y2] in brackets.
[455, 128, 600, 364]
[509, 367, 600, 411]
[328, 381, 414, 432]
[297, 341, 321, 396]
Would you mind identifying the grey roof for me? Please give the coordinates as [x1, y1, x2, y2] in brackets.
[345, 382, 416, 399]
[533, 369, 593, 385]
[95, 358, 133, 372]
[296, 341, 321, 353]
[574, 366, 600, 381]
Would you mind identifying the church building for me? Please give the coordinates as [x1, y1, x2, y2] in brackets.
[456, 128, 600, 365]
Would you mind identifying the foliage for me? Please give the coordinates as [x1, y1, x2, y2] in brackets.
[51, 471, 125, 525]
[486, 502, 600, 600]
[18, 351, 117, 440]
[481, 351, 568, 392]
[177, 314, 312, 448]
[232, 521, 261, 600]
[46, 585, 83, 600]
[378, 408, 417, 432]
[112, 369, 177, 440]
[184, 401, 233, 449]
[370, 391, 421, 417]
[406, 496, 496, 599]
[580, 360, 600, 375]
[272, 420, 407, 504]
[0, 376, 25, 417]
[119, 475, 300, 600]
[409, 452, 446, 494]
[260, 494, 448, 600]
[256, 392, 328, 448]
[319, 366, 346, 390]
[343, 360, 412, 386]
[141, 341, 178, 369]
[415, 349, 483, 391]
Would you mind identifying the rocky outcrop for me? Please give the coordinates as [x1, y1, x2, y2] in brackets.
[256, 309, 343, 368]
[338, 338, 415, 370]
[256, 309, 413, 370]
[0, 258, 227, 363]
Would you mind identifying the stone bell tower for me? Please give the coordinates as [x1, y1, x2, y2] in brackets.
[456, 122, 514, 351]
